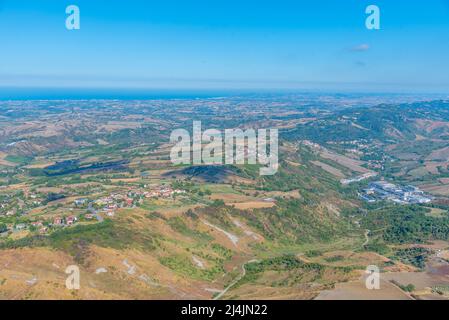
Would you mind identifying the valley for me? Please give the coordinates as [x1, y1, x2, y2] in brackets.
[0, 94, 449, 300]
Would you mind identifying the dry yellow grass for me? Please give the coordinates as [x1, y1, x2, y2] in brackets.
[0, 152, 15, 167]
[315, 277, 412, 300]
[420, 183, 449, 196]
[231, 201, 276, 210]
[319, 149, 370, 174]
[426, 146, 449, 161]
[209, 193, 254, 203]
[311, 161, 345, 178]
[0, 245, 217, 300]
[24, 162, 56, 169]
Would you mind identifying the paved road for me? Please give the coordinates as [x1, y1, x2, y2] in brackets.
[88, 203, 104, 222]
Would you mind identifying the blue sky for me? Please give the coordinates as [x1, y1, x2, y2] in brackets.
[0, 0, 449, 93]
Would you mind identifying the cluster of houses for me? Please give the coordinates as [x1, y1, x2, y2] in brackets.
[30, 221, 48, 234]
[91, 194, 132, 217]
[79, 185, 186, 217]
[142, 186, 186, 198]
[301, 140, 322, 150]
[0, 209, 15, 216]
[360, 181, 433, 204]
[0, 192, 43, 217]
[324, 139, 387, 171]
[0, 184, 187, 238]
[0, 195, 17, 216]
[2, 214, 80, 236]
[53, 215, 78, 227]
[119, 185, 186, 202]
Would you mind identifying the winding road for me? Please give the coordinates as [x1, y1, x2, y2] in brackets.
[362, 229, 370, 247]
[214, 259, 259, 300]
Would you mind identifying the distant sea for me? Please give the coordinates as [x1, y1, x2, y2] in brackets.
[0, 87, 447, 101]
[0, 87, 250, 101]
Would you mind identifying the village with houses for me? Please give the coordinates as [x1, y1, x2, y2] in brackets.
[0, 185, 186, 238]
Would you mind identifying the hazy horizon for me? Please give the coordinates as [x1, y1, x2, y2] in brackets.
[1, 86, 449, 101]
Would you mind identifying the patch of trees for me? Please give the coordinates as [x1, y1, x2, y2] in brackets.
[0, 223, 7, 233]
[44, 193, 66, 204]
[361, 205, 449, 244]
[393, 247, 432, 269]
